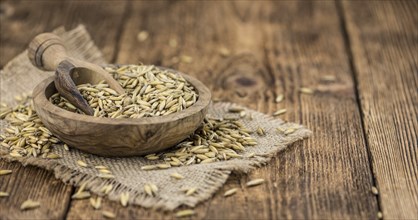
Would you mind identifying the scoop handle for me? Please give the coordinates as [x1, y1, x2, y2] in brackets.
[28, 33, 68, 71]
[28, 33, 95, 115]
[27, 32, 125, 95]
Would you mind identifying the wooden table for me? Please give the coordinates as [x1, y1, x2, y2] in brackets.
[1, 1, 417, 219]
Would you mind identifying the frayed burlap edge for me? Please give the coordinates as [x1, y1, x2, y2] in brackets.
[0, 102, 311, 210]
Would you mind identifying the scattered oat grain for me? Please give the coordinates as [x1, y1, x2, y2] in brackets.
[90, 196, 102, 209]
[256, 127, 266, 136]
[71, 191, 91, 200]
[146, 155, 160, 160]
[101, 184, 113, 195]
[0, 191, 9, 197]
[99, 169, 112, 174]
[77, 182, 87, 194]
[150, 183, 158, 193]
[156, 163, 171, 169]
[98, 173, 115, 179]
[120, 192, 129, 207]
[77, 160, 88, 167]
[219, 47, 231, 56]
[0, 170, 12, 176]
[144, 184, 153, 196]
[180, 55, 193, 63]
[175, 209, 195, 217]
[141, 165, 157, 170]
[185, 187, 197, 196]
[102, 210, 116, 219]
[224, 188, 238, 197]
[46, 153, 61, 159]
[137, 31, 149, 42]
[20, 199, 40, 210]
[276, 127, 285, 133]
[170, 172, 184, 180]
[144, 183, 158, 196]
[275, 94, 284, 103]
[299, 87, 314, 94]
[284, 128, 296, 135]
[371, 186, 379, 195]
[273, 109, 287, 116]
[246, 178, 265, 187]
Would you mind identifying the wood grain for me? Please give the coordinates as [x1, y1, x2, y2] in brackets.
[0, 0, 128, 68]
[0, 161, 72, 220]
[0, 0, 128, 219]
[342, 1, 418, 219]
[64, 1, 378, 219]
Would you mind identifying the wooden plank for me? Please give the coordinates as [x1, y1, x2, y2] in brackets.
[66, 1, 378, 219]
[0, 0, 128, 219]
[0, 0, 126, 67]
[0, 161, 72, 219]
[341, 1, 418, 219]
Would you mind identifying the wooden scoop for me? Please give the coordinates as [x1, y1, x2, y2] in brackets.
[27, 33, 125, 115]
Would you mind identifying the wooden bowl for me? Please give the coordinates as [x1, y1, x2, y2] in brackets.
[32, 67, 211, 157]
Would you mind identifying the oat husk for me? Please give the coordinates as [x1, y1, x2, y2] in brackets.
[0, 25, 311, 210]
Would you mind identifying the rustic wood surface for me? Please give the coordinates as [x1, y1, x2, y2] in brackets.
[342, 1, 418, 219]
[0, 0, 416, 219]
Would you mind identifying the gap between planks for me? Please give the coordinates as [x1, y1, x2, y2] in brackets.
[335, 0, 383, 214]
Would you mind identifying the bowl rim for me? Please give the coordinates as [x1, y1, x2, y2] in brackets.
[32, 66, 211, 125]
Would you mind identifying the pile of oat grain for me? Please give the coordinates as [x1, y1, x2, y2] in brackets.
[50, 65, 198, 118]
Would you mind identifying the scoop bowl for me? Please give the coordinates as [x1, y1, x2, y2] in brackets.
[32, 66, 211, 157]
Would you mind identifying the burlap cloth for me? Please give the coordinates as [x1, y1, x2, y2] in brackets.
[0, 25, 311, 210]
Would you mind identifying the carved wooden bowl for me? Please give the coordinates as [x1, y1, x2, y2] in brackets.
[32, 67, 211, 157]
